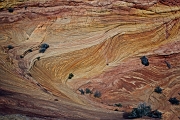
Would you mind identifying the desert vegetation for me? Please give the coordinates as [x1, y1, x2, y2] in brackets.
[94, 91, 101, 98]
[123, 103, 162, 119]
[168, 97, 179, 105]
[154, 86, 163, 94]
[140, 56, 149, 66]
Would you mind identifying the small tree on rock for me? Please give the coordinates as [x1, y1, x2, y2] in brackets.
[39, 48, 47, 53]
[154, 86, 162, 94]
[7, 45, 14, 50]
[8, 7, 14, 13]
[147, 110, 162, 118]
[68, 73, 74, 79]
[94, 91, 101, 98]
[85, 88, 92, 94]
[168, 97, 179, 105]
[79, 89, 84, 95]
[123, 103, 162, 119]
[140, 56, 149, 66]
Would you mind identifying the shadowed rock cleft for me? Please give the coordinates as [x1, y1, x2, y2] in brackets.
[165, 61, 171, 69]
[114, 103, 122, 107]
[114, 109, 119, 111]
[27, 49, 33, 52]
[20, 55, 24, 58]
[36, 57, 40, 60]
[26, 73, 32, 77]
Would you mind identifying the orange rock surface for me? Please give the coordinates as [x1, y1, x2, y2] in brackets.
[0, 0, 180, 119]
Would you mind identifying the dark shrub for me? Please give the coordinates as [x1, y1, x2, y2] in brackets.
[123, 103, 162, 119]
[147, 110, 162, 118]
[94, 91, 101, 98]
[127, 108, 140, 118]
[7, 45, 14, 50]
[39, 48, 46, 53]
[79, 89, 84, 95]
[168, 97, 179, 105]
[137, 103, 151, 117]
[40, 43, 49, 49]
[123, 112, 132, 119]
[154, 86, 162, 94]
[140, 56, 149, 66]
[8, 7, 14, 13]
[115, 103, 122, 107]
[68, 73, 74, 79]
[85, 88, 92, 94]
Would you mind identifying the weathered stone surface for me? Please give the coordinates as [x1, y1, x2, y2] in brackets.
[0, 0, 180, 119]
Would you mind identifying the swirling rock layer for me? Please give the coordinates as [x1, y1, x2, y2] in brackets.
[0, 0, 180, 119]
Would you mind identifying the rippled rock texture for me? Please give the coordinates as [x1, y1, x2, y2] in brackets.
[0, 0, 180, 119]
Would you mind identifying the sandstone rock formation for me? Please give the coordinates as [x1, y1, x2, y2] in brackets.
[0, 0, 180, 119]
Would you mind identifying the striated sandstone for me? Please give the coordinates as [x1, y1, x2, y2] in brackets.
[0, 0, 180, 119]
